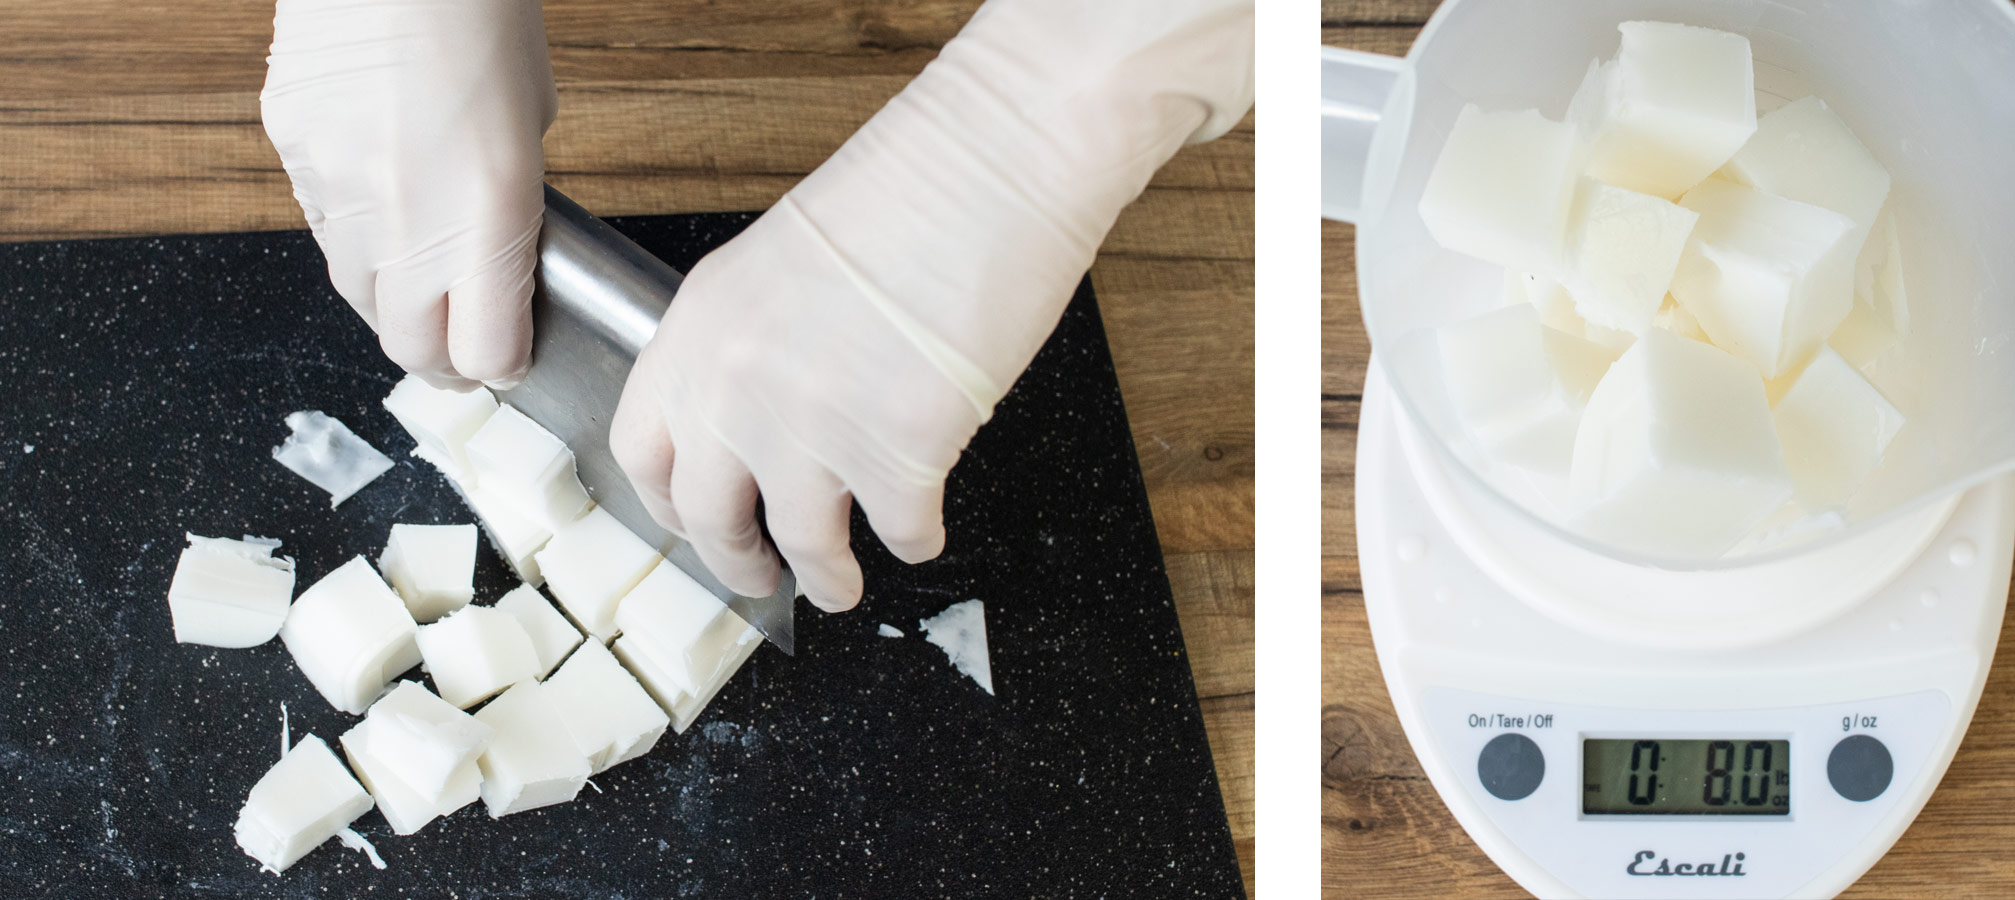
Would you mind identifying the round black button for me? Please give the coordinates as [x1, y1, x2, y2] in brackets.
[1828, 734, 1893, 802]
[1477, 732, 1544, 801]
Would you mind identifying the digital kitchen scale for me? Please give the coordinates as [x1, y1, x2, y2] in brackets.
[1357, 363, 2015, 899]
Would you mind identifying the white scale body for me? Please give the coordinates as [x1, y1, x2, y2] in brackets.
[1357, 365, 2015, 899]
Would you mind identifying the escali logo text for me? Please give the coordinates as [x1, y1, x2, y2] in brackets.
[1626, 851, 1747, 877]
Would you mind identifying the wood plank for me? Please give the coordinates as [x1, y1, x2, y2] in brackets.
[1166, 550, 1257, 701]
[1320, 0, 1439, 26]
[0, 0, 989, 100]
[1203, 691, 1257, 897]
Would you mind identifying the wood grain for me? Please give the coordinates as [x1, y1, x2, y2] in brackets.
[0, 1, 1252, 895]
[1323, 4, 2015, 898]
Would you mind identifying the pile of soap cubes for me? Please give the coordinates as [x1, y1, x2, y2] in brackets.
[168, 374, 767, 873]
[1417, 21, 1909, 559]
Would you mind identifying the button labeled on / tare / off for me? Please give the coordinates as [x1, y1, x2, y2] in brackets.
[1478, 732, 1544, 801]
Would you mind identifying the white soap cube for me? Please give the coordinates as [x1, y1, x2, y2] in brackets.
[1671, 179, 1858, 377]
[383, 375, 499, 481]
[462, 483, 552, 587]
[1418, 105, 1584, 272]
[378, 523, 478, 623]
[616, 624, 762, 735]
[1570, 330, 1792, 558]
[494, 584, 583, 679]
[416, 606, 542, 709]
[1721, 96, 1890, 240]
[535, 506, 663, 643]
[339, 681, 491, 834]
[1439, 305, 1617, 476]
[167, 534, 296, 648]
[1832, 215, 1910, 366]
[544, 639, 671, 772]
[234, 734, 374, 873]
[280, 557, 422, 715]
[1772, 347, 1905, 510]
[1582, 22, 1757, 199]
[1563, 178, 1699, 334]
[667, 625, 762, 734]
[463, 405, 593, 531]
[611, 636, 690, 720]
[473, 680, 592, 817]
[1504, 269, 1584, 335]
[613, 560, 736, 696]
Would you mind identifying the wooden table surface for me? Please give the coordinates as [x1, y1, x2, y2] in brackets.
[0, 2, 1253, 894]
[1323, 2, 2015, 897]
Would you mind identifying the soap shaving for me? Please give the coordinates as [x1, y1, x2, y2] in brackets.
[336, 827, 387, 870]
[271, 411, 394, 507]
[877, 624, 904, 638]
[919, 600, 994, 696]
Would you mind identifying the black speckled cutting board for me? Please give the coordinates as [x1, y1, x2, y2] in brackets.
[0, 213, 1243, 899]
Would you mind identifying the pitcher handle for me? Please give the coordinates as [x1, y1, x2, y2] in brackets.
[1321, 46, 1405, 224]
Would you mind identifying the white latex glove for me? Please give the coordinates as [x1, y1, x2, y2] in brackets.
[610, 0, 1254, 612]
[261, 0, 557, 388]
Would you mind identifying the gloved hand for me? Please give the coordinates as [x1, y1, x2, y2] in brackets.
[261, 0, 557, 388]
[610, 0, 1254, 612]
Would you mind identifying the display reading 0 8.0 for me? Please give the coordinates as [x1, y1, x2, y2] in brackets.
[1583, 738, 1790, 816]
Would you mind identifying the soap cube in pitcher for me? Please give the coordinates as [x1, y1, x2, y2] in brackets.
[1570, 330, 1791, 558]
[1418, 105, 1584, 273]
[1581, 22, 1757, 199]
[1439, 305, 1617, 476]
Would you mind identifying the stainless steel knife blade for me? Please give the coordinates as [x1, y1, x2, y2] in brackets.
[497, 185, 795, 655]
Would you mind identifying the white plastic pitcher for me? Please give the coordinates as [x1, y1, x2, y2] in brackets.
[1325, 0, 2015, 570]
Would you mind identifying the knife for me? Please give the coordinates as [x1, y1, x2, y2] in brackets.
[497, 185, 796, 656]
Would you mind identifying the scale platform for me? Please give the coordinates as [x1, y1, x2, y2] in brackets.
[1358, 364, 2015, 899]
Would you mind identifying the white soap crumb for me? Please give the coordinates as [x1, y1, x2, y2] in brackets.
[271, 411, 394, 507]
[919, 600, 993, 696]
[336, 827, 387, 870]
[21, 444, 32, 454]
[279, 702, 289, 762]
[877, 624, 904, 638]
[585, 777, 603, 794]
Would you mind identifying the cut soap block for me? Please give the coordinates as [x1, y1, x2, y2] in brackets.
[415, 605, 542, 709]
[494, 583, 583, 679]
[615, 624, 762, 734]
[234, 734, 374, 873]
[1439, 304, 1617, 476]
[1671, 179, 1857, 377]
[1579, 22, 1757, 199]
[382, 374, 498, 481]
[461, 483, 552, 587]
[614, 560, 743, 696]
[1832, 214, 1910, 366]
[544, 639, 671, 773]
[1772, 347, 1905, 510]
[167, 534, 295, 648]
[536, 506, 663, 643]
[280, 557, 422, 715]
[339, 681, 492, 835]
[378, 523, 478, 622]
[1720, 96, 1890, 242]
[1570, 330, 1792, 558]
[1562, 177, 1699, 334]
[473, 680, 592, 818]
[1418, 105, 1584, 272]
[463, 405, 592, 531]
